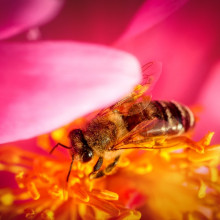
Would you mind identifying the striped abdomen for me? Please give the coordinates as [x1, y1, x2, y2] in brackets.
[123, 100, 195, 137]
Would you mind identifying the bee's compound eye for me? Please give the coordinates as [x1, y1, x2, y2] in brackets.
[82, 148, 93, 162]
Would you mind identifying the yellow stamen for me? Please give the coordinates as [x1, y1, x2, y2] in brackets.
[37, 134, 51, 151]
[160, 151, 170, 161]
[117, 210, 141, 220]
[135, 163, 153, 174]
[15, 171, 26, 188]
[49, 185, 65, 200]
[51, 128, 66, 141]
[92, 189, 119, 200]
[210, 167, 218, 182]
[198, 132, 214, 146]
[27, 182, 40, 200]
[198, 180, 206, 199]
[70, 183, 90, 202]
[1, 193, 14, 206]
[70, 177, 81, 185]
[118, 157, 130, 167]
[188, 144, 220, 162]
[89, 196, 120, 216]
[0, 114, 219, 220]
[15, 192, 30, 200]
[24, 208, 36, 219]
[41, 209, 54, 220]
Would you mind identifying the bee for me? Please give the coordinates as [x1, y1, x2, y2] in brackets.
[50, 62, 195, 182]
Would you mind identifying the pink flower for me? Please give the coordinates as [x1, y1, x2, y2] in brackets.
[0, 0, 189, 144]
[0, 0, 65, 40]
[0, 42, 141, 143]
[0, 1, 220, 219]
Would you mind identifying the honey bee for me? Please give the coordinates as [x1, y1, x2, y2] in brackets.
[50, 62, 195, 182]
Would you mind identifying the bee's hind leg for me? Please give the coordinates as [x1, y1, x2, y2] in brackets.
[90, 155, 120, 179]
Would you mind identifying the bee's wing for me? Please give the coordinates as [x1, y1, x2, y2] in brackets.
[111, 140, 179, 151]
[97, 62, 161, 117]
[140, 62, 162, 93]
[110, 118, 160, 151]
[111, 117, 181, 151]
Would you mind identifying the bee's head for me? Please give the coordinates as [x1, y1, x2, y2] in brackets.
[69, 129, 93, 163]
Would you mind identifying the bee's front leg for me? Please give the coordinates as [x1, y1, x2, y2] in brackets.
[89, 157, 103, 179]
[90, 155, 120, 179]
[105, 155, 120, 173]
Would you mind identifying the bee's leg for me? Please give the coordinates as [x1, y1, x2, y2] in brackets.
[66, 156, 74, 182]
[50, 143, 72, 154]
[89, 157, 103, 179]
[90, 155, 120, 179]
[93, 157, 104, 172]
[105, 155, 120, 173]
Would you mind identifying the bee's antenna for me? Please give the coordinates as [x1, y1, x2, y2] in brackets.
[50, 143, 72, 154]
[66, 156, 74, 182]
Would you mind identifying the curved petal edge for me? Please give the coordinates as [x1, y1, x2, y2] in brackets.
[0, 41, 141, 143]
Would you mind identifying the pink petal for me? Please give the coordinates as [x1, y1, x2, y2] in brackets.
[30, 0, 187, 44]
[0, 42, 141, 144]
[0, 0, 64, 40]
[118, 0, 189, 43]
[117, 0, 220, 105]
[194, 62, 220, 143]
